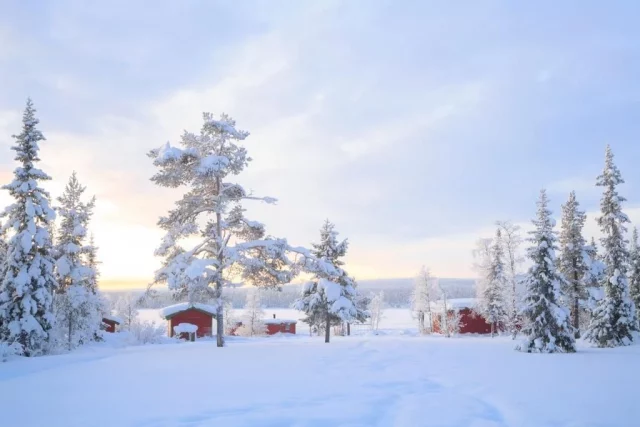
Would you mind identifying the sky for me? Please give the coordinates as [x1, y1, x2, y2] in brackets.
[1, 1, 640, 288]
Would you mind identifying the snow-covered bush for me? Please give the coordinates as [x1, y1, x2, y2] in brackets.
[0, 341, 23, 362]
[129, 321, 166, 345]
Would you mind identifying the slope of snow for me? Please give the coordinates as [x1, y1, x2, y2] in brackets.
[1, 334, 639, 426]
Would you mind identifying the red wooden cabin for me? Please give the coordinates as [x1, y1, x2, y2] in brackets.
[430, 298, 492, 334]
[102, 315, 122, 333]
[264, 315, 297, 335]
[160, 303, 218, 338]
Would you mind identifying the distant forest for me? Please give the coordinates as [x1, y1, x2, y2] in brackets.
[109, 278, 476, 309]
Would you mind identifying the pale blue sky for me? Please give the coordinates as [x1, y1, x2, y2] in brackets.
[1, 1, 639, 284]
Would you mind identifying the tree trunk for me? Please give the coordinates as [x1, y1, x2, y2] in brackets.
[572, 268, 581, 338]
[324, 311, 331, 343]
[491, 321, 495, 338]
[347, 322, 350, 336]
[215, 176, 225, 348]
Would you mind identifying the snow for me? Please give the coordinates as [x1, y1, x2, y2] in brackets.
[263, 318, 297, 325]
[102, 315, 123, 324]
[159, 302, 218, 318]
[173, 323, 198, 334]
[1, 330, 639, 426]
[431, 298, 477, 310]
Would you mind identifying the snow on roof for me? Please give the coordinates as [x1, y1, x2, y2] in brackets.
[173, 323, 198, 334]
[160, 302, 218, 319]
[431, 298, 477, 310]
[263, 318, 297, 325]
[102, 314, 123, 324]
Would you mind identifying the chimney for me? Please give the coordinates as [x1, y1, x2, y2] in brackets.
[273, 313, 276, 319]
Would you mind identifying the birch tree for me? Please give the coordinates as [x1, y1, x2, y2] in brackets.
[411, 266, 434, 333]
[496, 220, 524, 338]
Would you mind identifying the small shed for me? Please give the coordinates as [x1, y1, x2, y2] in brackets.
[264, 315, 297, 335]
[430, 298, 492, 334]
[102, 315, 123, 333]
[160, 303, 218, 338]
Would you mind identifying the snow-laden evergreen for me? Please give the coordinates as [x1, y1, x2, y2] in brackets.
[149, 113, 333, 347]
[628, 228, 640, 318]
[410, 266, 434, 334]
[53, 173, 103, 350]
[585, 146, 638, 347]
[516, 190, 575, 353]
[479, 229, 507, 337]
[293, 220, 364, 343]
[0, 99, 58, 356]
[558, 191, 589, 337]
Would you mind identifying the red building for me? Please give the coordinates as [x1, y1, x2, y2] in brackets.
[264, 315, 297, 335]
[102, 315, 122, 333]
[160, 303, 218, 338]
[430, 298, 492, 334]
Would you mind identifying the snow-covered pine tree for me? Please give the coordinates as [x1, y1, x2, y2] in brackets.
[0, 99, 58, 356]
[585, 146, 638, 347]
[558, 191, 589, 338]
[516, 190, 575, 353]
[480, 229, 507, 337]
[53, 172, 103, 350]
[496, 221, 524, 338]
[150, 113, 328, 347]
[628, 228, 640, 317]
[411, 266, 434, 334]
[293, 220, 359, 343]
[238, 288, 266, 336]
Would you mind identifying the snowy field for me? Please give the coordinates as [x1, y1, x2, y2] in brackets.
[1, 330, 639, 427]
[0, 309, 638, 427]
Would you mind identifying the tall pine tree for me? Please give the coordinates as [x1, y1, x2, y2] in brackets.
[150, 113, 331, 347]
[480, 229, 507, 337]
[585, 145, 638, 347]
[516, 190, 575, 353]
[558, 191, 589, 337]
[0, 99, 57, 356]
[629, 228, 640, 317]
[53, 172, 102, 350]
[294, 220, 363, 343]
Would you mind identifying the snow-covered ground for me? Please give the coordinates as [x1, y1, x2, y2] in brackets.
[1, 309, 639, 426]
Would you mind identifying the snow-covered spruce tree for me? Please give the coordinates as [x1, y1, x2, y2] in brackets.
[516, 190, 575, 353]
[0, 99, 58, 356]
[496, 221, 524, 338]
[480, 229, 507, 337]
[585, 146, 638, 347]
[53, 172, 102, 350]
[558, 191, 589, 338]
[628, 228, 640, 317]
[238, 288, 266, 337]
[411, 266, 434, 334]
[150, 113, 327, 347]
[294, 220, 360, 343]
